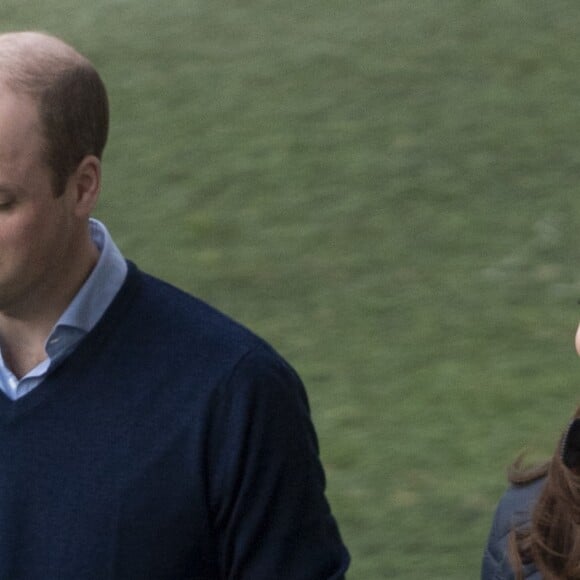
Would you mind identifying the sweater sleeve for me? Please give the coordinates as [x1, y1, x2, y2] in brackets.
[206, 346, 350, 580]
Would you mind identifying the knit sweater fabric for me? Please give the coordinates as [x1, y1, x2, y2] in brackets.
[0, 263, 349, 580]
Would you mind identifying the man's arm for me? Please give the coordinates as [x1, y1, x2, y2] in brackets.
[207, 346, 350, 579]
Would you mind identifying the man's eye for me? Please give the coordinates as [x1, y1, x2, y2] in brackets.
[0, 200, 14, 210]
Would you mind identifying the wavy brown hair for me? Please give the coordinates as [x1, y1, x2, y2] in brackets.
[509, 407, 580, 579]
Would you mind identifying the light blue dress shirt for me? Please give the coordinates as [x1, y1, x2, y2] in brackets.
[0, 218, 128, 400]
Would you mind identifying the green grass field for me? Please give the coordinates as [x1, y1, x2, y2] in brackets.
[3, 1, 580, 577]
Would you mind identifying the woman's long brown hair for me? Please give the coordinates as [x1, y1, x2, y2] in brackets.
[509, 407, 580, 579]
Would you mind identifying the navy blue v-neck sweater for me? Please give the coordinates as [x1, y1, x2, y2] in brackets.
[0, 263, 349, 579]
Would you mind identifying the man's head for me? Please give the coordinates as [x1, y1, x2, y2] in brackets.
[0, 31, 109, 196]
[0, 32, 107, 319]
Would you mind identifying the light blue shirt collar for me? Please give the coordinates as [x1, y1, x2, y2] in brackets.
[0, 218, 127, 400]
[56, 219, 127, 333]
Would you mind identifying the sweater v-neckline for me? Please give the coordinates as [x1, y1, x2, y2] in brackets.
[0, 262, 141, 423]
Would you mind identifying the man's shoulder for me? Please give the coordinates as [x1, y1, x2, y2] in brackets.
[481, 477, 545, 580]
[118, 262, 278, 365]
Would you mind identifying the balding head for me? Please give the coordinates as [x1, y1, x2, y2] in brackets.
[0, 32, 88, 82]
[0, 31, 109, 195]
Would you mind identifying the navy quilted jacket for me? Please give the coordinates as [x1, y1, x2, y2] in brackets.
[481, 478, 545, 579]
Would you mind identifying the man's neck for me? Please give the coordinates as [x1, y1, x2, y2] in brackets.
[0, 326, 50, 379]
[0, 238, 100, 379]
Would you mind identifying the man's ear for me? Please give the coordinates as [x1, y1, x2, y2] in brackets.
[68, 155, 101, 217]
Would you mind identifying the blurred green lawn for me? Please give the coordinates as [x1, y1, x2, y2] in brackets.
[3, 1, 580, 577]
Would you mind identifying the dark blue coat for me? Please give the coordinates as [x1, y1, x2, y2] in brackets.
[481, 478, 545, 579]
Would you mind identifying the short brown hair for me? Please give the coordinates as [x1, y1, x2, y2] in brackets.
[0, 32, 109, 196]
